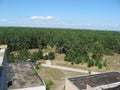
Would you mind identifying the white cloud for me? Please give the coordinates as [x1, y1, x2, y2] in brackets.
[103, 24, 120, 27]
[87, 24, 92, 26]
[30, 15, 66, 25]
[108, 24, 112, 26]
[31, 16, 54, 20]
[115, 24, 120, 27]
[0, 19, 8, 22]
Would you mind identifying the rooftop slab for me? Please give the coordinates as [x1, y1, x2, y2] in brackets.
[7, 62, 44, 89]
[68, 72, 120, 89]
[0, 44, 7, 49]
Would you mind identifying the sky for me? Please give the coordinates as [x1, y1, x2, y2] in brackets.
[0, 0, 120, 31]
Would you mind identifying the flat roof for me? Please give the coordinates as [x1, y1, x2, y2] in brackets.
[68, 72, 120, 89]
[0, 48, 5, 66]
[7, 63, 44, 89]
[0, 44, 7, 49]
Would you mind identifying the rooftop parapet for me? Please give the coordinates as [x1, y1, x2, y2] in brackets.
[0, 48, 5, 66]
[0, 44, 7, 49]
[67, 72, 120, 90]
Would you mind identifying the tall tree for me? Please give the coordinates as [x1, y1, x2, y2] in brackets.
[48, 52, 55, 60]
[38, 49, 43, 59]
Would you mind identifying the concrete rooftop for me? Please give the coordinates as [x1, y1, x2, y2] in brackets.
[68, 72, 120, 89]
[7, 62, 44, 89]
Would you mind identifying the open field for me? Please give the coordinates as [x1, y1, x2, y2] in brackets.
[39, 67, 87, 90]
[12, 48, 120, 72]
[103, 54, 120, 71]
[38, 53, 120, 90]
[51, 53, 120, 72]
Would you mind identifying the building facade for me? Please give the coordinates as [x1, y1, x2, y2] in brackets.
[0, 45, 46, 90]
[0, 45, 7, 90]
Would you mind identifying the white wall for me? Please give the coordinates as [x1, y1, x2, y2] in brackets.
[13, 86, 46, 90]
[65, 79, 79, 90]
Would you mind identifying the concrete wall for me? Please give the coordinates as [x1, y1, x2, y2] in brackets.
[13, 86, 46, 90]
[65, 79, 79, 90]
[86, 84, 93, 90]
[0, 49, 7, 90]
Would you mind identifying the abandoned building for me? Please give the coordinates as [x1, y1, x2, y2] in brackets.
[0, 45, 7, 90]
[0, 44, 45, 90]
[7, 62, 46, 90]
[65, 72, 120, 90]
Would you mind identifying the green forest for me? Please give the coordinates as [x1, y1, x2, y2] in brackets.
[0, 27, 120, 68]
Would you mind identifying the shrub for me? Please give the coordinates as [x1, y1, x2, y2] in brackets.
[103, 60, 107, 67]
[43, 55, 48, 60]
[33, 69, 38, 75]
[48, 52, 55, 60]
[35, 64, 39, 69]
[98, 63, 103, 69]
[104, 48, 115, 56]
[45, 79, 53, 90]
[88, 70, 91, 74]
[71, 61, 74, 65]
[38, 49, 43, 59]
[7, 53, 15, 63]
[87, 59, 94, 67]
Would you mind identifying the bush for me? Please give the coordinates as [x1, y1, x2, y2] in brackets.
[95, 59, 100, 66]
[43, 55, 48, 60]
[31, 52, 39, 62]
[88, 70, 91, 74]
[103, 60, 107, 67]
[7, 53, 15, 63]
[71, 61, 74, 65]
[74, 56, 82, 64]
[33, 69, 38, 75]
[87, 59, 94, 67]
[38, 49, 43, 59]
[48, 52, 55, 60]
[64, 56, 71, 62]
[35, 64, 39, 69]
[45, 79, 53, 90]
[64, 56, 67, 61]
[98, 63, 103, 69]
[104, 48, 115, 56]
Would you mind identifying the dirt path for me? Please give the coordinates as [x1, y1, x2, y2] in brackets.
[41, 64, 100, 74]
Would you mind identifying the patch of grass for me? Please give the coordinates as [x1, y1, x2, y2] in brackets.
[39, 67, 86, 90]
[33, 69, 38, 75]
[42, 46, 55, 54]
[45, 79, 53, 90]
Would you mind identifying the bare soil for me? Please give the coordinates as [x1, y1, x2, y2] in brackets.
[39, 67, 86, 90]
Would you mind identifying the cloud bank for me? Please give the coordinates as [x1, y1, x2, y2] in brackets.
[31, 16, 54, 20]
[0, 19, 8, 22]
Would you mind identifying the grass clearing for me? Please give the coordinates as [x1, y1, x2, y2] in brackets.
[51, 53, 120, 72]
[39, 67, 86, 90]
[42, 46, 55, 54]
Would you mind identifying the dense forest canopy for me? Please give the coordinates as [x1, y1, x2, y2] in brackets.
[0, 27, 120, 68]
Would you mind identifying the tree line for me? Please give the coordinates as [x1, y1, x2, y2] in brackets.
[0, 27, 120, 68]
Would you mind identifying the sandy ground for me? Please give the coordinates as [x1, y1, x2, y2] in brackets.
[39, 67, 87, 90]
[52, 53, 120, 72]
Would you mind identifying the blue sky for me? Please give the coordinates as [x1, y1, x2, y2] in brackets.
[0, 0, 120, 30]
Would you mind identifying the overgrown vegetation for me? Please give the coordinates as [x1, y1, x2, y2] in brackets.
[1, 27, 120, 68]
[45, 79, 53, 90]
[33, 69, 38, 75]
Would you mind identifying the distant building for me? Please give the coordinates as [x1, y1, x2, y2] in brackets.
[65, 72, 120, 90]
[7, 63, 46, 90]
[0, 45, 7, 90]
